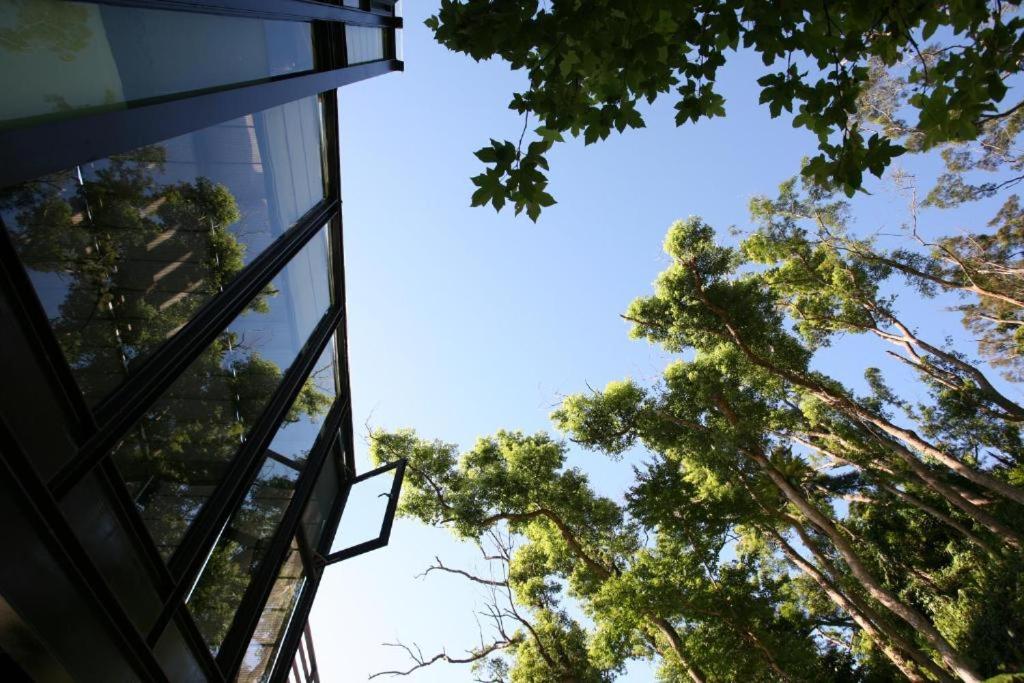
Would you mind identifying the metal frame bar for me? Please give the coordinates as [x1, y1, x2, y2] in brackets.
[0, 1, 402, 678]
[214, 395, 349, 675]
[0, 222, 96, 441]
[265, 408, 355, 683]
[165, 85, 346, 665]
[269, 571, 321, 683]
[95, 459, 178, 595]
[48, 198, 337, 498]
[323, 458, 406, 564]
[145, 303, 344, 641]
[85, 0, 402, 24]
[0, 419, 170, 682]
[0, 60, 400, 189]
[215, 199, 350, 676]
[169, 604, 227, 682]
[303, 623, 321, 683]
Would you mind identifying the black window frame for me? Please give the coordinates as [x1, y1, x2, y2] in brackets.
[0, 0, 402, 680]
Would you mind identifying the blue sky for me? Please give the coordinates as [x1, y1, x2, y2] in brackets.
[308, 4, 1014, 680]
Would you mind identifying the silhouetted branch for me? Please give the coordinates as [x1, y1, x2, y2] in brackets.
[417, 556, 509, 587]
[368, 638, 517, 679]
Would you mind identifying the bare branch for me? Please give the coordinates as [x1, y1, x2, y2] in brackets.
[369, 639, 518, 679]
[417, 556, 509, 588]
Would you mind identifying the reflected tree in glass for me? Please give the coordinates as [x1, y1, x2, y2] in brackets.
[188, 461, 300, 653]
[0, 152, 335, 558]
[0, 147, 250, 399]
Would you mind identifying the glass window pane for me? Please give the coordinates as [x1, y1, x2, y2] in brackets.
[0, 0, 313, 128]
[153, 620, 205, 683]
[113, 226, 334, 559]
[0, 95, 326, 405]
[345, 25, 385, 64]
[302, 449, 342, 553]
[329, 466, 395, 554]
[187, 459, 300, 655]
[268, 338, 338, 465]
[236, 538, 306, 683]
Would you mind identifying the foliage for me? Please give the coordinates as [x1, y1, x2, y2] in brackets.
[427, 0, 1024, 219]
[372, 180, 1024, 680]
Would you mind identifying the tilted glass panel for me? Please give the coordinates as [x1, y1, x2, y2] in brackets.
[235, 538, 306, 683]
[329, 466, 395, 554]
[112, 226, 333, 559]
[268, 338, 338, 465]
[345, 25, 385, 65]
[188, 459, 300, 655]
[301, 447, 342, 554]
[0, 95, 325, 405]
[0, 0, 313, 128]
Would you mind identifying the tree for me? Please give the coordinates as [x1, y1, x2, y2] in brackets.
[427, 0, 1024, 219]
[370, 205, 1024, 681]
[368, 429, 871, 682]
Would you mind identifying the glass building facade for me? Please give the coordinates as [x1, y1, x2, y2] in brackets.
[0, 1, 403, 680]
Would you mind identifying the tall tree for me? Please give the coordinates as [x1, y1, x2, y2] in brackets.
[370, 209, 1024, 681]
[369, 429, 877, 682]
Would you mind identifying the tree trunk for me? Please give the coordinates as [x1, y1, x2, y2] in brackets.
[796, 427, 1021, 548]
[865, 431, 1023, 547]
[764, 525, 945, 683]
[688, 268, 1024, 507]
[878, 482, 998, 557]
[829, 389, 1024, 507]
[754, 448, 982, 682]
[651, 617, 707, 683]
[851, 248, 1024, 310]
[796, 435, 1002, 555]
[709, 391, 978, 681]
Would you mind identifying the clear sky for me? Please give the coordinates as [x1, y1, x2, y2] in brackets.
[308, 3, 1011, 681]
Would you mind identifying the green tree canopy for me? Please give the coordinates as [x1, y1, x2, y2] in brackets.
[428, 0, 1024, 219]
[369, 186, 1024, 681]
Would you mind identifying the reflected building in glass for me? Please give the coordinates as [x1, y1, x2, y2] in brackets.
[0, 1, 404, 680]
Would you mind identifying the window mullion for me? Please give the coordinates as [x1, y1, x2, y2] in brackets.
[84, 0, 401, 25]
[48, 198, 338, 499]
[168, 303, 342, 584]
[214, 395, 351, 676]
[0, 61, 400, 190]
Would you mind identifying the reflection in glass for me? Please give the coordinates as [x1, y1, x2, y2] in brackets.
[345, 25, 385, 64]
[302, 448, 343, 554]
[236, 539, 306, 682]
[0, 0, 313, 127]
[187, 334, 341, 652]
[269, 338, 338, 464]
[0, 95, 325, 405]
[188, 459, 299, 654]
[330, 466, 395, 554]
[113, 226, 334, 559]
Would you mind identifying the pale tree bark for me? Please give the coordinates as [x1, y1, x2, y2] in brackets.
[802, 425, 1023, 548]
[794, 433, 1002, 555]
[683, 270, 1024, 508]
[760, 454, 981, 682]
[842, 243, 1024, 311]
[763, 525, 949, 683]
[652, 617, 707, 683]
[711, 395, 982, 683]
